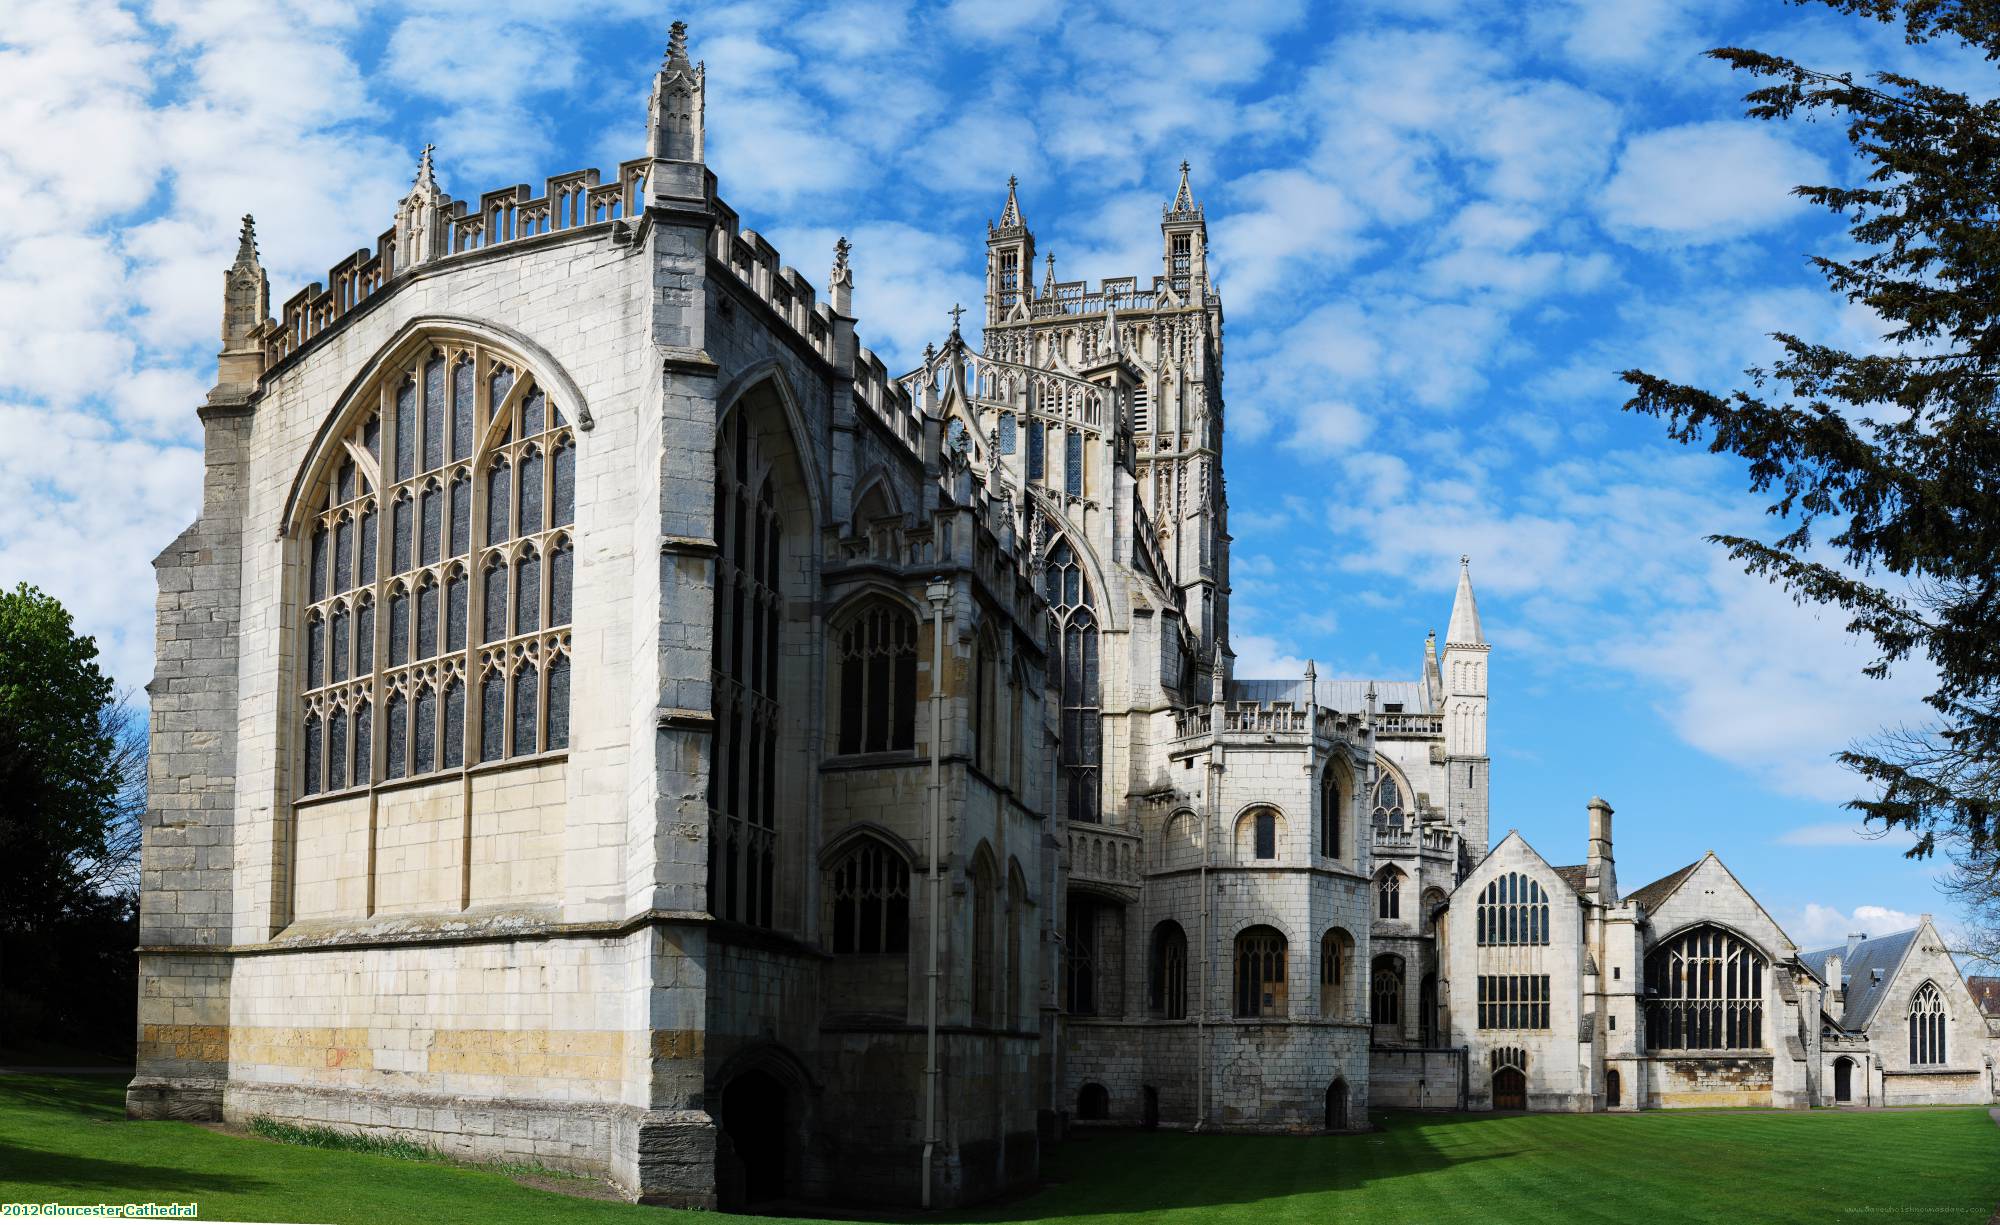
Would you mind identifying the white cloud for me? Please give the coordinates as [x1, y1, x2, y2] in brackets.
[1599, 121, 1828, 242]
[1782, 902, 1925, 950]
[1233, 633, 1311, 679]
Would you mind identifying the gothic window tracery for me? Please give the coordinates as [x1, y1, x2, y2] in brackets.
[1320, 765, 1341, 859]
[1644, 927, 1766, 1050]
[835, 601, 918, 755]
[1044, 538, 1100, 822]
[297, 342, 573, 798]
[709, 408, 787, 930]
[1372, 771, 1406, 827]
[1234, 926, 1287, 1018]
[1371, 954, 1403, 1025]
[1908, 982, 1947, 1065]
[827, 836, 910, 955]
[1377, 867, 1403, 920]
[1476, 873, 1550, 946]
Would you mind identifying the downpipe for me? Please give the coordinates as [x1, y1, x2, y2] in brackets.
[922, 578, 950, 1209]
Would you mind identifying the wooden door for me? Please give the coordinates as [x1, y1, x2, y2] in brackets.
[1493, 1066, 1526, 1110]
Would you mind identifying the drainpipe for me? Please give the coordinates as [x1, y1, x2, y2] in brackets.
[922, 577, 950, 1208]
[1196, 669, 1223, 1130]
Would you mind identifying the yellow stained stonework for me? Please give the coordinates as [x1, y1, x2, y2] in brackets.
[137, 1024, 229, 1065]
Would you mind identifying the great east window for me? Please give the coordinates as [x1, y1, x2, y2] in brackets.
[298, 341, 574, 798]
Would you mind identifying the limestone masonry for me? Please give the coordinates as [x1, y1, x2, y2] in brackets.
[129, 22, 2000, 1210]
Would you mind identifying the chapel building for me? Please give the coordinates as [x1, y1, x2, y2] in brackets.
[128, 25, 2000, 1211]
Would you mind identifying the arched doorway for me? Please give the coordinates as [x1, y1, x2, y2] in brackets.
[1325, 1078, 1349, 1130]
[1834, 1057, 1854, 1103]
[1141, 1086, 1160, 1129]
[1077, 1082, 1109, 1120]
[717, 1069, 791, 1210]
[1493, 1066, 1526, 1111]
[1605, 1069, 1621, 1109]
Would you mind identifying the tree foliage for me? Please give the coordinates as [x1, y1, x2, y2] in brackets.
[0, 584, 141, 1055]
[1621, 0, 2000, 866]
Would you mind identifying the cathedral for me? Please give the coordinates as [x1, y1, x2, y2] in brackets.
[127, 24, 2000, 1211]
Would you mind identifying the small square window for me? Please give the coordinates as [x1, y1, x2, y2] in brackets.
[1613, 967, 1621, 980]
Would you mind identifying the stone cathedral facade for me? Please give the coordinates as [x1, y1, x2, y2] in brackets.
[129, 25, 2000, 1212]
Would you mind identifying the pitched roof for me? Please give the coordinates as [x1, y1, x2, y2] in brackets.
[1625, 860, 1700, 914]
[1966, 975, 2000, 1017]
[1550, 865, 1589, 897]
[1798, 929, 1919, 1032]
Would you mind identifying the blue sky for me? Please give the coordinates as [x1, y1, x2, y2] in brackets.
[3, 0, 1989, 953]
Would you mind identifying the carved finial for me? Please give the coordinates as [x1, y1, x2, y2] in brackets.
[834, 235, 851, 274]
[233, 214, 259, 267]
[1042, 249, 1056, 293]
[1460, 553, 1470, 569]
[667, 20, 690, 65]
[949, 303, 965, 333]
[414, 143, 438, 189]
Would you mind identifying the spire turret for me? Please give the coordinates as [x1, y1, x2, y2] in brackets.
[1446, 554, 1485, 646]
[647, 18, 706, 196]
[217, 214, 268, 390]
[983, 174, 1034, 323]
[394, 143, 448, 271]
[1161, 159, 1207, 295]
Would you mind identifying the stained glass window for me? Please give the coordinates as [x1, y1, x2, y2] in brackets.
[423, 357, 445, 472]
[511, 661, 538, 756]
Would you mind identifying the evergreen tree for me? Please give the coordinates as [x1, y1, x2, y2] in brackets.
[1621, 0, 2000, 867]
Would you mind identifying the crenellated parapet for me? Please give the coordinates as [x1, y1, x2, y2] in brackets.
[258, 152, 652, 370]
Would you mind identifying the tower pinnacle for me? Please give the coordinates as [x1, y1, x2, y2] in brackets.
[232, 214, 259, 269]
[1447, 555, 1484, 646]
[648, 18, 706, 173]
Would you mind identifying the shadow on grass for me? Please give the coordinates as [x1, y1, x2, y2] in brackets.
[937, 1118, 1523, 1223]
[0, 1139, 274, 1197]
[0, 1074, 129, 1124]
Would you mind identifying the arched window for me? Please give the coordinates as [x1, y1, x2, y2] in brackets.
[1045, 539, 1100, 823]
[1076, 1083, 1109, 1120]
[1320, 928, 1354, 1019]
[972, 850, 997, 1025]
[827, 836, 910, 955]
[1006, 860, 1028, 1025]
[1476, 872, 1550, 946]
[711, 407, 791, 931]
[295, 342, 574, 799]
[1320, 765, 1341, 858]
[1236, 808, 1280, 861]
[1066, 895, 1101, 1016]
[1377, 868, 1403, 920]
[834, 600, 917, 755]
[1421, 887, 1448, 935]
[1233, 926, 1287, 1018]
[1150, 921, 1188, 1020]
[1909, 982, 1947, 1066]
[973, 631, 998, 776]
[1373, 771, 1405, 827]
[1644, 927, 1766, 1050]
[1371, 954, 1403, 1025]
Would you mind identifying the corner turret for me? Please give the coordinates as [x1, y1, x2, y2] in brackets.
[983, 176, 1035, 324]
[647, 20, 707, 206]
[216, 215, 268, 393]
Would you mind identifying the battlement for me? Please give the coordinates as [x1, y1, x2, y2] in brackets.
[259, 157, 651, 368]
[243, 150, 920, 452]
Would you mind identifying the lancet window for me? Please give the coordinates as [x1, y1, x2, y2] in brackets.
[1045, 538, 1100, 823]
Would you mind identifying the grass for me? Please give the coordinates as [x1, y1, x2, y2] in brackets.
[2, 1074, 1997, 1225]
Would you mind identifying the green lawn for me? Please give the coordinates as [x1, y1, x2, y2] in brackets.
[3, 1075, 1996, 1224]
